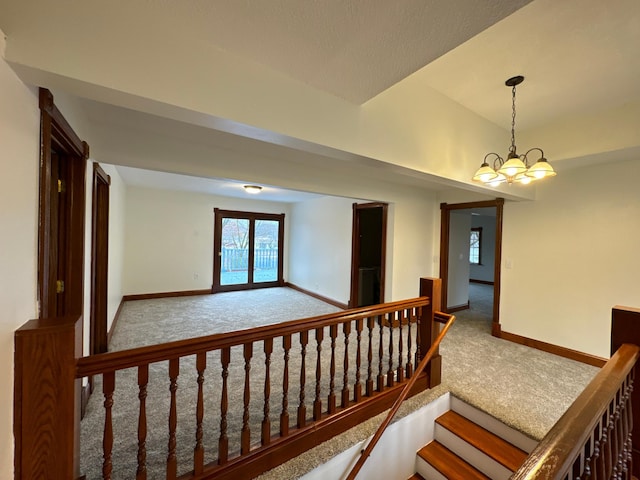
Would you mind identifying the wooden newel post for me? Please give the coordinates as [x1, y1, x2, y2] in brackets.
[419, 277, 443, 388]
[14, 316, 82, 479]
[611, 305, 640, 480]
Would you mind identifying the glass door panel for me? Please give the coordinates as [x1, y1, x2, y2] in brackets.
[220, 217, 250, 286]
[253, 219, 279, 283]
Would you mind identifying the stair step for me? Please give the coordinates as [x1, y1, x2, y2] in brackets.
[435, 410, 528, 472]
[407, 474, 426, 480]
[418, 441, 490, 480]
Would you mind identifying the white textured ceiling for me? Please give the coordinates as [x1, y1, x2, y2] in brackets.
[182, 0, 533, 104]
[1, 0, 639, 197]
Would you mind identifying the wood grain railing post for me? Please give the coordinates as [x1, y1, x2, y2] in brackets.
[14, 316, 82, 480]
[262, 338, 273, 446]
[241, 343, 253, 454]
[194, 353, 206, 474]
[342, 321, 351, 407]
[280, 334, 291, 437]
[298, 330, 309, 428]
[137, 364, 149, 479]
[167, 358, 179, 479]
[314, 327, 324, 421]
[420, 277, 442, 387]
[366, 316, 374, 397]
[354, 318, 363, 403]
[219, 347, 230, 465]
[328, 324, 338, 414]
[103, 371, 115, 480]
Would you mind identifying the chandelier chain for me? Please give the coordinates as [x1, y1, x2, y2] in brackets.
[510, 84, 517, 154]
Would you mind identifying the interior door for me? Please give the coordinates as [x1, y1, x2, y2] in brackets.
[212, 209, 284, 292]
[350, 202, 388, 308]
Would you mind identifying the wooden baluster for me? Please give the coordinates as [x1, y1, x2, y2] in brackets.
[194, 353, 206, 475]
[623, 376, 634, 477]
[377, 315, 385, 392]
[103, 371, 115, 480]
[313, 327, 324, 421]
[415, 307, 422, 366]
[354, 318, 363, 403]
[167, 358, 179, 479]
[406, 308, 414, 379]
[387, 312, 395, 388]
[615, 391, 625, 478]
[280, 335, 291, 437]
[298, 330, 309, 427]
[397, 310, 404, 383]
[366, 316, 374, 397]
[262, 338, 273, 446]
[241, 343, 253, 455]
[219, 347, 230, 465]
[341, 321, 351, 408]
[137, 365, 148, 480]
[609, 406, 616, 479]
[328, 324, 338, 414]
[596, 415, 607, 480]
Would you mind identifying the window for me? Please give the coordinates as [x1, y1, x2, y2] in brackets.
[213, 208, 285, 292]
[470, 227, 482, 265]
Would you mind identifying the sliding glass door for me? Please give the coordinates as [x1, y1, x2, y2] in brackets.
[213, 209, 284, 292]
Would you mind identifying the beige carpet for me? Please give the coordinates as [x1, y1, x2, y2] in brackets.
[80, 285, 599, 479]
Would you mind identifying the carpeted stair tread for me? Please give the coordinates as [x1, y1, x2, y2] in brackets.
[418, 440, 490, 480]
[436, 410, 528, 472]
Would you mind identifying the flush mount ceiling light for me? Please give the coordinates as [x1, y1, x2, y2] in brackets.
[473, 75, 556, 187]
[243, 185, 263, 194]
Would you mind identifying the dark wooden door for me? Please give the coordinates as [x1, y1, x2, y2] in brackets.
[90, 163, 110, 355]
[350, 203, 387, 308]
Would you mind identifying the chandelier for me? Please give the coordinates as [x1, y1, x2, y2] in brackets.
[473, 75, 556, 186]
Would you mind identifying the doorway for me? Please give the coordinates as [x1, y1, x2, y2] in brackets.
[349, 202, 387, 308]
[212, 208, 285, 292]
[38, 88, 89, 319]
[90, 163, 110, 356]
[440, 199, 504, 336]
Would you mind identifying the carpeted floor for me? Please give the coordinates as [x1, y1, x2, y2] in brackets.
[80, 285, 599, 479]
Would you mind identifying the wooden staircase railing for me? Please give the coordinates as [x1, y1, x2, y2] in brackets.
[14, 278, 445, 480]
[344, 310, 455, 480]
[512, 342, 640, 480]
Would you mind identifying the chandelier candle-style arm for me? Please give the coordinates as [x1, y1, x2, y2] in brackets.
[472, 75, 556, 186]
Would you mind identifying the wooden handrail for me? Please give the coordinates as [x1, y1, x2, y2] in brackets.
[344, 311, 456, 480]
[76, 296, 429, 377]
[512, 342, 640, 480]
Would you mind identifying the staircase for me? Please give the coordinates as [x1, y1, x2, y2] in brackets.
[413, 397, 538, 480]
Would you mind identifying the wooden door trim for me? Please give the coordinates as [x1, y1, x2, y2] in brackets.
[439, 198, 504, 336]
[90, 162, 110, 357]
[38, 88, 89, 319]
[349, 202, 388, 308]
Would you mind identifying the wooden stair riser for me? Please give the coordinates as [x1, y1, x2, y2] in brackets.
[450, 397, 537, 454]
[434, 424, 513, 480]
[416, 441, 490, 480]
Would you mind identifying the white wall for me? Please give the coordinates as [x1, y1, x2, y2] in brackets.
[501, 158, 640, 358]
[288, 196, 353, 304]
[123, 187, 291, 295]
[470, 214, 496, 283]
[0, 53, 39, 480]
[447, 212, 471, 308]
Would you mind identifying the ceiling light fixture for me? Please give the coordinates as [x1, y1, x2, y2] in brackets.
[473, 75, 556, 187]
[243, 185, 263, 194]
